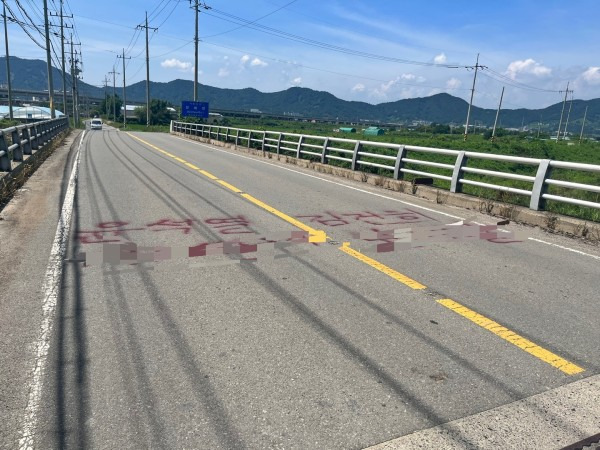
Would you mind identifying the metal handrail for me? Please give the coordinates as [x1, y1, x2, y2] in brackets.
[1, 117, 69, 173]
[170, 121, 600, 212]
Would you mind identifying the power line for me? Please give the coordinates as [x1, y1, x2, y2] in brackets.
[202, 40, 471, 91]
[203, 7, 467, 69]
[201, 0, 297, 39]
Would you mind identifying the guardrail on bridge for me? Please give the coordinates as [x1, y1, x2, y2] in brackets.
[0, 117, 69, 173]
[171, 121, 600, 213]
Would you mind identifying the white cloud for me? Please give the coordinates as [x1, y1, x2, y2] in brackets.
[240, 54, 251, 65]
[291, 77, 302, 86]
[250, 57, 268, 67]
[581, 67, 600, 84]
[505, 59, 552, 80]
[400, 73, 416, 81]
[446, 77, 462, 90]
[160, 58, 192, 72]
[351, 83, 365, 92]
[218, 67, 230, 77]
[434, 53, 447, 64]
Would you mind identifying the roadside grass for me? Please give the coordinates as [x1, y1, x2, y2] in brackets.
[107, 121, 170, 133]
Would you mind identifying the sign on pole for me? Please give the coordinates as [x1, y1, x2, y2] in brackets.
[182, 101, 209, 118]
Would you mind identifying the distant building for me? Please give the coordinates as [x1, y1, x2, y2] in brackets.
[363, 126, 385, 136]
[121, 104, 140, 119]
[208, 112, 223, 124]
[0, 105, 65, 120]
[250, 108, 262, 114]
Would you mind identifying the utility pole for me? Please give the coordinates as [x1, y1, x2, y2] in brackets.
[117, 49, 131, 128]
[50, 1, 72, 117]
[556, 82, 570, 141]
[68, 36, 81, 125]
[537, 114, 542, 138]
[137, 12, 157, 127]
[43, 0, 55, 118]
[109, 67, 119, 122]
[464, 53, 484, 140]
[70, 35, 75, 122]
[190, 1, 210, 101]
[2, 0, 13, 119]
[491, 86, 504, 141]
[579, 105, 588, 144]
[563, 93, 573, 140]
[102, 74, 109, 118]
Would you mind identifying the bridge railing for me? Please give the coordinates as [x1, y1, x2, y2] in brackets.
[171, 121, 600, 213]
[0, 117, 70, 173]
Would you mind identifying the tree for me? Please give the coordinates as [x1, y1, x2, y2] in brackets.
[134, 99, 173, 125]
[100, 95, 123, 118]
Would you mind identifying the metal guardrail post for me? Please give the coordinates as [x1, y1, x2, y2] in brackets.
[530, 160, 552, 211]
[0, 133, 10, 171]
[351, 141, 361, 170]
[450, 151, 468, 193]
[276, 133, 282, 155]
[296, 135, 304, 159]
[247, 131, 252, 148]
[11, 128, 23, 162]
[226, 128, 230, 142]
[321, 138, 329, 164]
[235, 129, 239, 146]
[261, 132, 266, 153]
[393, 145, 406, 180]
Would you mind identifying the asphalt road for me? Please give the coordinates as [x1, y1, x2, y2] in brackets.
[2, 126, 599, 449]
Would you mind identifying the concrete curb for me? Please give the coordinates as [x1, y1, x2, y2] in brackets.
[172, 132, 600, 243]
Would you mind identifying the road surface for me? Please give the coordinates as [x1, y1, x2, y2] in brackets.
[1, 125, 599, 449]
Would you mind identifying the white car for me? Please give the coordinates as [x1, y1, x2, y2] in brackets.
[90, 119, 102, 130]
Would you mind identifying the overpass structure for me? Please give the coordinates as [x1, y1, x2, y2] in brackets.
[0, 122, 598, 449]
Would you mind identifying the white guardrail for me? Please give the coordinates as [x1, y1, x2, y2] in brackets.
[171, 121, 600, 212]
[0, 117, 70, 173]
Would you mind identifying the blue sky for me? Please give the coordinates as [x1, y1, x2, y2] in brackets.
[5, 0, 600, 108]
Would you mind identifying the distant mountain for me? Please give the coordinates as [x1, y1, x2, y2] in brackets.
[1, 56, 599, 133]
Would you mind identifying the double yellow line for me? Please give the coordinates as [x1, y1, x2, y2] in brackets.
[126, 132, 584, 376]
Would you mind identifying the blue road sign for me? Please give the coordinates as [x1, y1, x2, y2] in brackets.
[182, 101, 209, 118]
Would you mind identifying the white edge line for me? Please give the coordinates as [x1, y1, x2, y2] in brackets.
[168, 135, 600, 261]
[528, 237, 600, 261]
[18, 130, 85, 449]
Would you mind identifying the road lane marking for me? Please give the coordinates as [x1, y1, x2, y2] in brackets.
[241, 193, 327, 243]
[216, 179, 243, 193]
[199, 169, 218, 180]
[19, 130, 86, 449]
[437, 299, 584, 375]
[134, 133, 587, 376]
[171, 135, 600, 262]
[339, 242, 427, 290]
[126, 132, 327, 243]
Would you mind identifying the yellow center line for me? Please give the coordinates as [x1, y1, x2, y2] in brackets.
[339, 242, 426, 290]
[127, 131, 586, 376]
[126, 132, 327, 243]
[437, 298, 584, 375]
[241, 193, 327, 243]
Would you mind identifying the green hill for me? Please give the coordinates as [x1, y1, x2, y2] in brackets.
[2, 56, 599, 133]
